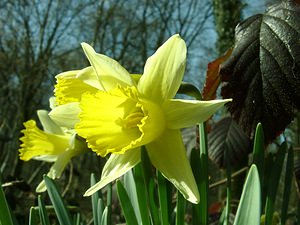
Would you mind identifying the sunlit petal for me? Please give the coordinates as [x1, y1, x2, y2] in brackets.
[146, 130, 199, 204]
[84, 149, 141, 196]
[81, 43, 134, 90]
[163, 98, 232, 129]
[76, 66, 103, 90]
[37, 110, 64, 135]
[49, 102, 80, 128]
[32, 155, 57, 162]
[138, 34, 186, 103]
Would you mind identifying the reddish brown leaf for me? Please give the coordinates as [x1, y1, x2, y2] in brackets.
[202, 49, 232, 100]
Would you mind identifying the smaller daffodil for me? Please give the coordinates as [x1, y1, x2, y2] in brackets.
[19, 109, 87, 192]
[58, 34, 231, 204]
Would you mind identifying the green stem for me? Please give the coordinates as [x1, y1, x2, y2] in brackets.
[134, 158, 151, 225]
[107, 183, 112, 225]
[199, 123, 209, 225]
[264, 142, 286, 225]
[176, 191, 186, 225]
[157, 171, 169, 225]
[224, 161, 231, 225]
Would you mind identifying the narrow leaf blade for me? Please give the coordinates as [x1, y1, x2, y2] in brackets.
[44, 176, 72, 225]
[0, 179, 14, 225]
[116, 180, 139, 225]
[233, 165, 261, 225]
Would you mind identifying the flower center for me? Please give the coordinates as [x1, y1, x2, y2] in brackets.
[120, 111, 144, 129]
[76, 85, 166, 157]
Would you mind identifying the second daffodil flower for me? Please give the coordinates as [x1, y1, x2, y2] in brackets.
[66, 34, 231, 204]
[19, 109, 87, 192]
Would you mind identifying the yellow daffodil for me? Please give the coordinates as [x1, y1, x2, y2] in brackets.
[54, 34, 230, 204]
[19, 110, 87, 192]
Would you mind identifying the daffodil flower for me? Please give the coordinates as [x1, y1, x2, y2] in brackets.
[19, 110, 87, 192]
[55, 34, 230, 204]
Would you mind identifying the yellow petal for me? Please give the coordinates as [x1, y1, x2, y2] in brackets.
[163, 98, 232, 129]
[49, 102, 80, 128]
[81, 43, 134, 90]
[138, 34, 186, 103]
[19, 120, 70, 161]
[37, 110, 64, 134]
[84, 149, 141, 196]
[146, 130, 199, 204]
[76, 86, 165, 157]
[55, 75, 99, 105]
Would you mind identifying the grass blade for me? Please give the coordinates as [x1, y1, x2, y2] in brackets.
[175, 191, 186, 225]
[0, 178, 14, 225]
[134, 163, 151, 225]
[91, 173, 99, 225]
[106, 183, 112, 225]
[264, 142, 287, 225]
[198, 123, 209, 225]
[233, 165, 261, 225]
[157, 171, 169, 225]
[190, 148, 201, 225]
[29, 207, 38, 225]
[141, 149, 159, 225]
[124, 169, 142, 224]
[38, 195, 50, 225]
[97, 198, 104, 225]
[116, 180, 139, 225]
[74, 213, 81, 225]
[252, 123, 265, 186]
[223, 160, 232, 225]
[281, 147, 294, 225]
[44, 176, 72, 225]
[100, 207, 108, 225]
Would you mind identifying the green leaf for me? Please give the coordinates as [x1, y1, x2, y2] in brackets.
[178, 82, 202, 100]
[157, 171, 169, 225]
[233, 165, 261, 225]
[190, 148, 201, 225]
[91, 173, 99, 225]
[133, 163, 151, 225]
[44, 176, 72, 225]
[106, 183, 112, 225]
[198, 123, 209, 224]
[38, 195, 50, 225]
[0, 178, 14, 225]
[124, 169, 142, 224]
[29, 207, 38, 225]
[116, 180, 139, 225]
[141, 148, 159, 225]
[252, 123, 264, 186]
[281, 147, 294, 225]
[264, 142, 286, 225]
[74, 213, 81, 225]
[97, 199, 104, 225]
[100, 207, 108, 225]
[175, 191, 186, 225]
[224, 155, 232, 225]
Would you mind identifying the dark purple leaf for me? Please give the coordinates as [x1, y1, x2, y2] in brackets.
[208, 117, 251, 168]
[220, 1, 300, 142]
